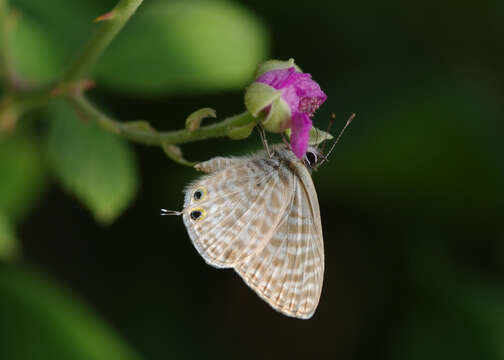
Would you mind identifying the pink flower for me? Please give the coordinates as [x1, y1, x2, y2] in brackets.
[256, 67, 327, 158]
[244, 60, 327, 159]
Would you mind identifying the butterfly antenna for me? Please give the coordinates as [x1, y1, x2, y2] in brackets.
[317, 113, 355, 168]
[320, 113, 336, 154]
[160, 208, 182, 216]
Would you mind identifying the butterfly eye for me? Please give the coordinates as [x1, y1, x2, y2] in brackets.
[306, 151, 318, 167]
[189, 207, 206, 221]
[193, 187, 207, 201]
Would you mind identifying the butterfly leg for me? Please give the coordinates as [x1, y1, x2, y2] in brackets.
[257, 124, 273, 159]
[194, 157, 246, 173]
[281, 132, 291, 148]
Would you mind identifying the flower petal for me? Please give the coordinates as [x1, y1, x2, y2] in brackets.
[293, 75, 327, 116]
[293, 74, 327, 100]
[256, 67, 295, 90]
[279, 84, 300, 115]
[290, 112, 312, 159]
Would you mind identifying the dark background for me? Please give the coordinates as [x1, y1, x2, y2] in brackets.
[1, 0, 504, 359]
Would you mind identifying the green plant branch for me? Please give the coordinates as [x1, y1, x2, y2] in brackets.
[1, 0, 145, 115]
[61, 0, 143, 83]
[71, 94, 255, 146]
[0, 0, 257, 161]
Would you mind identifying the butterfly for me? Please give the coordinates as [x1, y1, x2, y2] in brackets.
[163, 143, 326, 319]
[162, 115, 353, 318]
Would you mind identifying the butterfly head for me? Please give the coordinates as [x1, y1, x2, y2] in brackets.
[303, 146, 325, 170]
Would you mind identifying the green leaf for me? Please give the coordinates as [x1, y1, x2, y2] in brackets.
[0, 213, 21, 261]
[95, 0, 269, 95]
[0, 135, 46, 223]
[46, 102, 138, 224]
[0, 265, 142, 360]
[10, 13, 62, 83]
[10, 0, 102, 61]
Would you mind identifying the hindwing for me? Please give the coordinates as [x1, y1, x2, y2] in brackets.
[183, 158, 295, 268]
[234, 169, 324, 319]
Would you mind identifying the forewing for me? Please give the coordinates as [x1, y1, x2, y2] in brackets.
[183, 158, 294, 268]
[234, 172, 324, 319]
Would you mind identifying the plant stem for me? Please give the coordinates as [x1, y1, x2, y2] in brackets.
[0, 0, 257, 158]
[71, 94, 254, 146]
[62, 0, 143, 83]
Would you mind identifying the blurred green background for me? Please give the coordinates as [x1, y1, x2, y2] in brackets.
[1, 0, 504, 359]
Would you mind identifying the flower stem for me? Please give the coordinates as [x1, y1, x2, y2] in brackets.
[62, 0, 144, 83]
[71, 94, 255, 146]
[0, 0, 256, 161]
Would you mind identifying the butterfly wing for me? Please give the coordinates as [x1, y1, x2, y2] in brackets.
[234, 166, 324, 319]
[183, 157, 295, 269]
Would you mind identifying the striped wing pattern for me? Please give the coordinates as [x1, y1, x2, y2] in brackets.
[234, 176, 324, 319]
[183, 158, 293, 268]
[181, 146, 324, 319]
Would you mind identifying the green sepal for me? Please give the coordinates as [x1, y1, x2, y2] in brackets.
[185, 108, 216, 132]
[227, 120, 257, 140]
[244, 82, 281, 117]
[254, 58, 302, 79]
[262, 96, 291, 133]
[285, 126, 334, 146]
[308, 126, 334, 145]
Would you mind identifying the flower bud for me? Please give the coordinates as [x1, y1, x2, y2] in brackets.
[244, 58, 327, 158]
